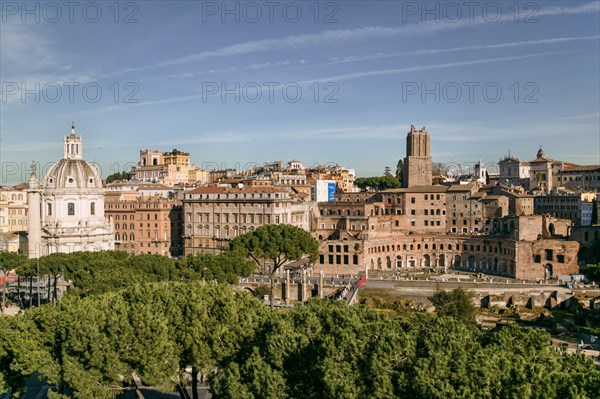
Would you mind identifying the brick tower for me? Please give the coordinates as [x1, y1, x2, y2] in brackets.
[403, 125, 432, 187]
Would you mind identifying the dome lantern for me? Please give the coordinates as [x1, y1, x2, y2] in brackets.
[64, 122, 83, 160]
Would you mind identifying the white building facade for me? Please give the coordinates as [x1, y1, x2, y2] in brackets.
[27, 125, 114, 258]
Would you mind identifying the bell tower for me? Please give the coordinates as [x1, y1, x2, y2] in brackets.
[403, 125, 432, 187]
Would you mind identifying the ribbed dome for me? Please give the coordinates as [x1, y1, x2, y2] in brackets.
[44, 159, 103, 189]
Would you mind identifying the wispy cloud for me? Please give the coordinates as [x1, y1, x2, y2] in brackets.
[167, 59, 310, 79]
[326, 36, 599, 65]
[97, 1, 599, 79]
[537, 1, 600, 16]
[306, 52, 566, 84]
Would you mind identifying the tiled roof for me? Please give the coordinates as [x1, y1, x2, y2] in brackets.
[561, 165, 600, 172]
[186, 186, 289, 194]
[382, 185, 449, 193]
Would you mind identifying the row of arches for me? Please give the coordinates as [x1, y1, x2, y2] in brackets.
[368, 242, 459, 254]
[370, 253, 451, 270]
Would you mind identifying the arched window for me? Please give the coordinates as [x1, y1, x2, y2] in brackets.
[130, 234, 134, 241]
[67, 203, 75, 216]
[47, 203, 52, 216]
[90, 202, 96, 216]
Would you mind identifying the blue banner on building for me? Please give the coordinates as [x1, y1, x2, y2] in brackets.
[327, 182, 336, 202]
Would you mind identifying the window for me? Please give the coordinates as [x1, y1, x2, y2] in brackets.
[47, 203, 52, 216]
[90, 202, 96, 215]
[67, 203, 75, 216]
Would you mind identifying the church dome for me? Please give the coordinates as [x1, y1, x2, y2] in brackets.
[44, 158, 103, 189]
[43, 123, 103, 190]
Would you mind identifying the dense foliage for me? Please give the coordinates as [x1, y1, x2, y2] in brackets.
[1, 283, 598, 399]
[583, 263, 600, 283]
[354, 175, 402, 191]
[429, 287, 477, 325]
[105, 171, 132, 183]
[230, 224, 319, 309]
[13, 250, 254, 298]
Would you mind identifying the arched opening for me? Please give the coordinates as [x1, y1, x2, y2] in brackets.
[422, 254, 431, 267]
[548, 223, 555, 236]
[544, 263, 553, 280]
[386, 256, 392, 269]
[438, 254, 446, 267]
[468, 255, 476, 268]
[453, 254, 461, 267]
[493, 258, 499, 272]
[396, 256, 402, 268]
[377, 257, 382, 270]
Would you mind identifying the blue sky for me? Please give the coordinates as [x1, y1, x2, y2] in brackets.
[1, 0, 599, 184]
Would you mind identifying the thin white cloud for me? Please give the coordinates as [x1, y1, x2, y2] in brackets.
[305, 51, 566, 84]
[536, 1, 600, 16]
[97, 1, 599, 78]
[167, 59, 309, 79]
[326, 36, 599, 65]
[71, 51, 568, 115]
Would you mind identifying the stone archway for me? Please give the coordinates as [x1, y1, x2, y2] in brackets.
[422, 254, 431, 267]
[453, 254, 462, 267]
[544, 264, 553, 280]
[468, 255, 476, 269]
[438, 254, 446, 267]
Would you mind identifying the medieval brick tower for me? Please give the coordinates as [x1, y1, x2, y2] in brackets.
[403, 125, 432, 187]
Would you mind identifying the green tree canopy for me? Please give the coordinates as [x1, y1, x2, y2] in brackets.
[229, 224, 319, 309]
[354, 175, 401, 191]
[429, 287, 477, 325]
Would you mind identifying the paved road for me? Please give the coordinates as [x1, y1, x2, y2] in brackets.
[362, 278, 574, 298]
